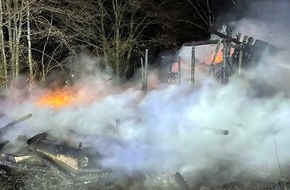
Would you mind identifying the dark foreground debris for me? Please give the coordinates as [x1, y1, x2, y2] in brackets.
[0, 116, 289, 189]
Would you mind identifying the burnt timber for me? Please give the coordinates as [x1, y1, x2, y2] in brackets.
[182, 25, 282, 84]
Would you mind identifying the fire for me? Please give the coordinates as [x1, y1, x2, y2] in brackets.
[37, 88, 74, 108]
[212, 51, 223, 63]
[208, 48, 234, 64]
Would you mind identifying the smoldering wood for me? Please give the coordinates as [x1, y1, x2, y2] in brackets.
[209, 28, 240, 44]
[0, 140, 9, 151]
[141, 49, 149, 92]
[25, 132, 114, 184]
[27, 132, 48, 145]
[34, 151, 75, 185]
[184, 39, 219, 46]
[209, 40, 222, 75]
[6, 155, 33, 163]
[221, 42, 228, 84]
[175, 172, 190, 190]
[222, 28, 232, 84]
[191, 46, 195, 85]
[178, 56, 181, 85]
[200, 26, 282, 83]
[0, 114, 33, 150]
[1, 129, 289, 189]
[103, 119, 121, 137]
[238, 42, 244, 76]
[211, 28, 282, 55]
[141, 57, 144, 86]
[28, 137, 90, 171]
[145, 49, 149, 90]
[0, 114, 32, 135]
[203, 127, 229, 135]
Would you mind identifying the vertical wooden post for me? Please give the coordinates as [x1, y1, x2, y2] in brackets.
[141, 57, 144, 80]
[210, 25, 227, 76]
[209, 42, 220, 75]
[141, 49, 148, 92]
[178, 56, 181, 85]
[239, 35, 248, 77]
[221, 42, 227, 84]
[144, 49, 148, 91]
[141, 57, 144, 89]
[191, 46, 195, 85]
[238, 45, 243, 77]
[221, 27, 232, 84]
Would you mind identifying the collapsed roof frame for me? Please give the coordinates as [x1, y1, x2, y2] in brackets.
[175, 25, 281, 84]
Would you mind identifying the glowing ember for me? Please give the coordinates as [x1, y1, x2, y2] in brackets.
[37, 88, 74, 108]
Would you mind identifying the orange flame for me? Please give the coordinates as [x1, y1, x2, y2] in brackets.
[37, 88, 74, 108]
[211, 51, 223, 64]
[208, 48, 234, 65]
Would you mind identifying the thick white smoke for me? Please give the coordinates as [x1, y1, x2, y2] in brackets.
[1, 1, 290, 187]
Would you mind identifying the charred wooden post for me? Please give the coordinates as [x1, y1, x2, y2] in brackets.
[221, 26, 229, 84]
[141, 49, 148, 92]
[238, 46, 244, 76]
[178, 56, 181, 85]
[0, 114, 32, 134]
[183, 39, 219, 46]
[210, 25, 227, 76]
[191, 46, 195, 85]
[209, 41, 221, 75]
[0, 114, 32, 144]
[221, 43, 228, 83]
[145, 49, 148, 89]
[141, 57, 144, 84]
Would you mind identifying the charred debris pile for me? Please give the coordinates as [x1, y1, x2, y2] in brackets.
[168, 25, 282, 85]
[0, 114, 289, 190]
[0, 114, 193, 190]
[0, 27, 288, 189]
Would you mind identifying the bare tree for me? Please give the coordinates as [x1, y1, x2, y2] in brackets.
[1, 0, 25, 83]
[94, 0, 155, 80]
[186, 0, 215, 32]
[0, 0, 155, 87]
[27, 0, 99, 82]
[0, 0, 8, 87]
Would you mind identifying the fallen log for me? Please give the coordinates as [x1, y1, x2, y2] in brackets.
[28, 134, 89, 171]
[0, 114, 32, 151]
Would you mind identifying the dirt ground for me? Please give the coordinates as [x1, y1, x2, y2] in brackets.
[0, 162, 289, 190]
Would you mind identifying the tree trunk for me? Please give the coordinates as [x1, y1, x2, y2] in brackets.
[6, 0, 15, 79]
[27, 0, 33, 94]
[113, 0, 121, 81]
[0, 0, 8, 87]
[14, 0, 24, 79]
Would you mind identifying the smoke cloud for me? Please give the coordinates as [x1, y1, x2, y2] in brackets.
[1, 0, 290, 187]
